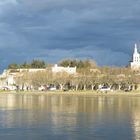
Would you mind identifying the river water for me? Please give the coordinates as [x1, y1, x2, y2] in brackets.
[0, 94, 139, 140]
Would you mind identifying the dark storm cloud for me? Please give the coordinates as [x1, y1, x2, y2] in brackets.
[0, 0, 140, 71]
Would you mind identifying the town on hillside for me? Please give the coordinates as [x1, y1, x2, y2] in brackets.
[0, 44, 140, 92]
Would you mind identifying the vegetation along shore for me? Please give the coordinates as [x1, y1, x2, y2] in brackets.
[1, 59, 140, 93]
[1, 90, 140, 97]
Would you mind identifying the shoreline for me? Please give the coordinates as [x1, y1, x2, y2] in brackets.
[1, 90, 140, 97]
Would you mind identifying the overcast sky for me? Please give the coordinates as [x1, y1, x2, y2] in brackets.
[0, 0, 140, 71]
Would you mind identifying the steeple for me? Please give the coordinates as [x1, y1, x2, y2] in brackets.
[130, 43, 140, 69]
[134, 43, 138, 54]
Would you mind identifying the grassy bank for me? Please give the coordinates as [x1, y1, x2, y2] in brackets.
[0, 90, 140, 96]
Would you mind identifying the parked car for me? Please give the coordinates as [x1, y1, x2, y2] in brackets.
[98, 86, 111, 92]
[49, 87, 57, 91]
[63, 88, 69, 91]
[2, 86, 17, 91]
[38, 86, 45, 91]
[124, 87, 132, 92]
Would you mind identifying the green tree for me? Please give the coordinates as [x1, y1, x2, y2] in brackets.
[8, 63, 19, 69]
[20, 62, 31, 68]
[31, 60, 46, 68]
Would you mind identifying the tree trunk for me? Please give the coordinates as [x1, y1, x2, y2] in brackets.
[118, 84, 121, 90]
[84, 85, 86, 90]
[91, 85, 94, 90]
[76, 85, 78, 91]
[59, 84, 64, 90]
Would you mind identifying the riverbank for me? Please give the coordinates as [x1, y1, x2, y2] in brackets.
[1, 90, 140, 96]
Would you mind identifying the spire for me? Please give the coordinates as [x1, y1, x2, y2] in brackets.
[134, 43, 138, 54]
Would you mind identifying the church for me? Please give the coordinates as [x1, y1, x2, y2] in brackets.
[130, 44, 140, 69]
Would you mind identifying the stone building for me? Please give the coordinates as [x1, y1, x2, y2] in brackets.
[52, 64, 76, 74]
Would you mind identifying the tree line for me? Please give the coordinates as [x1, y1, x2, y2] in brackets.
[8, 59, 97, 69]
[8, 60, 46, 69]
[13, 59, 140, 91]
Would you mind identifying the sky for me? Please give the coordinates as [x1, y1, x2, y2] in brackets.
[0, 0, 140, 71]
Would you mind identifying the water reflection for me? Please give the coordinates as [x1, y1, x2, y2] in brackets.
[0, 94, 139, 139]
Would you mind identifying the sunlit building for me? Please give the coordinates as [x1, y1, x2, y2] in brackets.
[52, 64, 76, 74]
[130, 43, 140, 69]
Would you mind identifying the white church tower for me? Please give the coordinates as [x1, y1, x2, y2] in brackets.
[130, 43, 140, 69]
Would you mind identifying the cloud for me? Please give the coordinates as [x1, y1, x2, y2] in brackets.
[0, 0, 140, 71]
[0, 0, 18, 5]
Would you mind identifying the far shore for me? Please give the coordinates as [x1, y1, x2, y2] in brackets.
[1, 90, 140, 96]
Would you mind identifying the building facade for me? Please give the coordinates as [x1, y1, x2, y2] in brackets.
[52, 64, 76, 74]
[0, 64, 77, 90]
[130, 44, 140, 69]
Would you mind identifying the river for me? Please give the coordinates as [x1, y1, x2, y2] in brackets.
[0, 94, 139, 140]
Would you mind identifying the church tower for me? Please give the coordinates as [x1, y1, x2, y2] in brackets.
[130, 43, 140, 69]
[134, 43, 138, 54]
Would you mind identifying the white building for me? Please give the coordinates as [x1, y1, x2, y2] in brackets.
[0, 64, 77, 90]
[52, 64, 76, 74]
[16, 68, 47, 73]
[130, 44, 140, 69]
